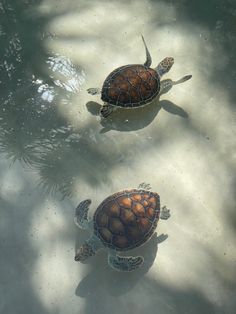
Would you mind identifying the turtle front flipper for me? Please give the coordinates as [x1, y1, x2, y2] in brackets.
[160, 206, 171, 220]
[108, 252, 144, 272]
[100, 103, 116, 118]
[87, 88, 101, 95]
[74, 199, 92, 230]
[141, 35, 152, 67]
[155, 57, 174, 78]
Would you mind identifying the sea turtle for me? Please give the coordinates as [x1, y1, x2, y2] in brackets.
[87, 36, 191, 118]
[74, 184, 170, 271]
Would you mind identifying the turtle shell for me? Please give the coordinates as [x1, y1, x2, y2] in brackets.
[93, 189, 160, 251]
[101, 64, 160, 107]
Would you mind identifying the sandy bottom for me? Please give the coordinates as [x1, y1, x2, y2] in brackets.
[0, 1, 235, 313]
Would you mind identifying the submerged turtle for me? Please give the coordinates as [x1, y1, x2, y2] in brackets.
[87, 36, 191, 118]
[74, 184, 170, 271]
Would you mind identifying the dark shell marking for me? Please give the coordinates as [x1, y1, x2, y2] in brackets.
[94, 189, 160, 251]
[101, 65, 160, 107]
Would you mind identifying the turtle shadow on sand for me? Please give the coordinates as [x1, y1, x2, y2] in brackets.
[75, 233, 168, 297]
[86, 76, 191, 133]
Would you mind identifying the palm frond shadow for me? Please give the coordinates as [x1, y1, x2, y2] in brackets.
[31, 129, 115, 199]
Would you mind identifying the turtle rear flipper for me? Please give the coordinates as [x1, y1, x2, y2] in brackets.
[100, 104, 115, 118]
[75, 234, 103, 262]
[160, 74, 192, 95]
[174, 74, 192, 84]
[108, 253, 144, 272]
[74, 199, 92, 230]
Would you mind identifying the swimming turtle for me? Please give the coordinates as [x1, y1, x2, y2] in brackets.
[87, 36, 191, 118]
[74, 184, 170, 271]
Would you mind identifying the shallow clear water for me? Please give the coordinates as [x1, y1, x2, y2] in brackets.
[0, 0, 236, 313]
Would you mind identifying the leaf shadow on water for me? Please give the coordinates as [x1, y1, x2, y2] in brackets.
[0, 0, 120, 199]
[0, 1, 65, 313]
[86, 76, 191, 133]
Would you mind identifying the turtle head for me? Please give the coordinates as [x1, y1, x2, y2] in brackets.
[156, 57, 174, 77]
[75, 242, 96, 262]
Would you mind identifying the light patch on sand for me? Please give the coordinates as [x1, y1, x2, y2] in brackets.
[29, 199, 85, 310]
[0, 162, 25, 200]
[31, 247, 85, 312]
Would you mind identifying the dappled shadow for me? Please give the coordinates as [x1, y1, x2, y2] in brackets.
[152, 0, 236, 106]
[75, 233, 167, 296]
[0, 165, 57, 314]
[228, 188, 236, 232]
[75, 239, 224, 313]
[0, 54, 94, 197]
[0, 1, 79, 313]
[1, 1, 236, 314]
[79, 280, 222, 314]
[33, 133, 114, 198]
[0, 0, 116, 198]
[0, 7, 192, 198]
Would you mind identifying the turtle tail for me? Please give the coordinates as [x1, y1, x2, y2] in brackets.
[100, 104, 114, 118]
